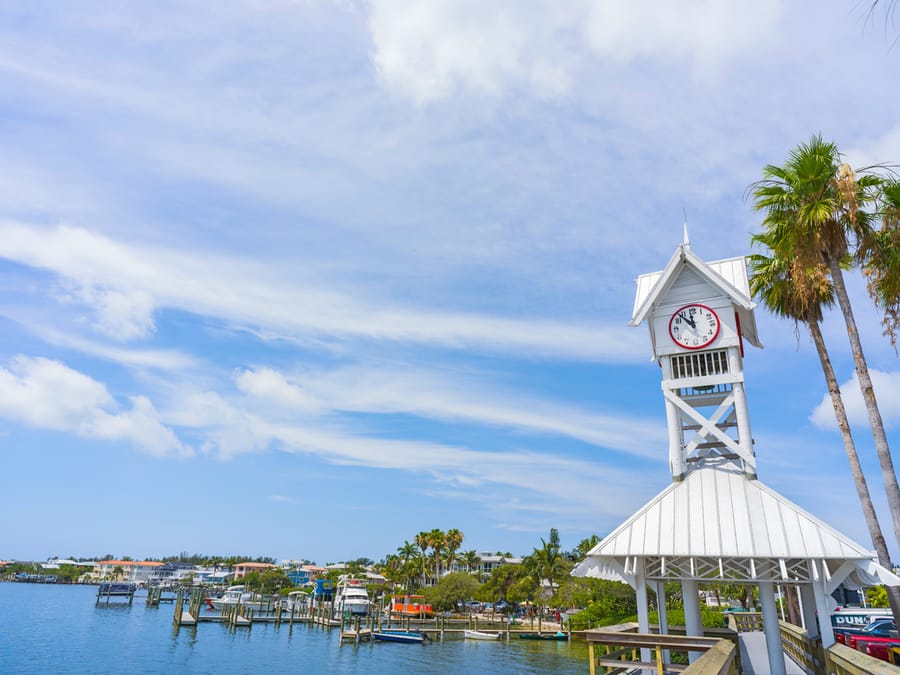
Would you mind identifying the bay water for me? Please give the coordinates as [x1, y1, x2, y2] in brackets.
[0, 584, 589, 673]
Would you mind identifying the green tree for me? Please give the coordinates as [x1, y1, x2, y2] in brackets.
[572, 535, 600, 562]
[749, 233, 900, 625]
[530, 528, 565, 598]
[427, 529, 446, 581]
[414, 532, 430, 587]
[752, 136, 900, 553]
[863, 179, 900, 343]
[397, 541, 417, 567]
[424, 572, 479, 612]
[461, 550, 481, 575]
[478, 563, 525, 603]
[444, 528, 463, 574]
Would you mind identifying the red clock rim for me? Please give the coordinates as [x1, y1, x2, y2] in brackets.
[668, 303, 720, 350]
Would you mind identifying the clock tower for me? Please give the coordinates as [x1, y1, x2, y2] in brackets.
[630, 241, 762, 481]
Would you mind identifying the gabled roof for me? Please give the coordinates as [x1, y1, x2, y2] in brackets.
[630, 245, 762, 349]
[584, 464, 875, 560]
[572, 464, 900, 589]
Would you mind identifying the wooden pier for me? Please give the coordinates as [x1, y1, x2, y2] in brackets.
[168, 590, 563, 646]
[96, 582, 136, 605]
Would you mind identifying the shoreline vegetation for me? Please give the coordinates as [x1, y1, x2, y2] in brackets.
[5, 526, 886, 631]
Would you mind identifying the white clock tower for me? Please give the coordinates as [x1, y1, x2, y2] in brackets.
[630, 241, 762, 482]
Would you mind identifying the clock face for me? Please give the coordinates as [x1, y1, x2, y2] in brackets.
[668, 304, 720, 350]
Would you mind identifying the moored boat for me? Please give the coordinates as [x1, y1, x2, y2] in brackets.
[334, 577, 371, 618]
[283, 590, 311, 613]
[207, 585, 269, 611]
[373, 629, 430, 644]
[388, 594, 434, 617]
[464, 629, 501, 640]
[518, 632, 569, 641]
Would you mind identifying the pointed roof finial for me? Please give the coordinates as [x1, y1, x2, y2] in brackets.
[682, 209, 690, 249]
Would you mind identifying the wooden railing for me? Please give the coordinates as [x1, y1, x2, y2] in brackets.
[825, 642, 900, 675]
[726, 611, 763, 633]
[586, 618, 900, 674]
[778, 620, 824, 674]
[585, 623, 738, 675]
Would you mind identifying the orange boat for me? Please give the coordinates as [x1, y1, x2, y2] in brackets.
[389, 594, 434, 617]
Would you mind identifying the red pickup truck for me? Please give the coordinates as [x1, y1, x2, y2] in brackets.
[853, 635, 900, 662]
[835, 617, 896, 645]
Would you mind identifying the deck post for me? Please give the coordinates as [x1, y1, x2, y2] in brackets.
[655, 580, 671, 664]
[810, 565, 835, 647]
[635, 559, 652, 665]
[759, 579, 787, 675]
[681, 578, 702, 663]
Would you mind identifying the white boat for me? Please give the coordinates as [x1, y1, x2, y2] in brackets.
[207, 585, 270, 611]
[283, 590, 311, 613]
[464, 629, 502, 640]
[334, 578, 371, 618]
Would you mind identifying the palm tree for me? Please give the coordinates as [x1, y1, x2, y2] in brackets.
[573, 535, 601, 562]
[863, 179, 900, 344]
[752, 135, 900, 551]
[444, 528, 463, 573]
[427, 529, 446, 582]
[414, 532, 429, 587]
[397, 541, 417, 568]
[749, 235, 900, 624]
[461, 549, 481, 575]
[532, 528, 564, 598]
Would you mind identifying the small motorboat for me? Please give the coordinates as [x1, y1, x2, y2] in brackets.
[518, 632, 569, 641]
[464, 629, 501, 640]
[373, 629, 430, 644]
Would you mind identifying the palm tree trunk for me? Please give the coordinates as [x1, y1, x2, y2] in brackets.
[826, 257, 900, 551]
[808, 318, 900, 624]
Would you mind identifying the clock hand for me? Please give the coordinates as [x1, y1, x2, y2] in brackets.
[680, 312, 696, 329]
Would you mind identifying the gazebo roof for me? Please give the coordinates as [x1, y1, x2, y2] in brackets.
[573, 463, 900, 588]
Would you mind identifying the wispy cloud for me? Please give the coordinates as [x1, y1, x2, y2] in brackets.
[0, 222, 643, 362]
[236, 364, 666, 457]
[368, 0, 784, 102]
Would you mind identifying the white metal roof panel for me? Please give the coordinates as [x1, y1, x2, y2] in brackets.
[584, 464, 876, 561]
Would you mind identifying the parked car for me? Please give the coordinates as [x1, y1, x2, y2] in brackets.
[854, 635, 900, 663]
[849, 628, 899, 652]
[494, 601, 509, 612]
[838, 618, 898, 646]
[464, 600, 482, 611]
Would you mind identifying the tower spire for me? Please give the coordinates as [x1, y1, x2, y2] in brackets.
[682, 209, 690, 249]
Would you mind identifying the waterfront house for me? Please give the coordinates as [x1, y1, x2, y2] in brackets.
[474, 553, 523, 578]
[149, 561, 197, 585]
[93, 560, 163, 584]
[233, 561, 277, 579]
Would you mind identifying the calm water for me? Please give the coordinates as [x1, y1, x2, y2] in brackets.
[0, 584, 589, 673]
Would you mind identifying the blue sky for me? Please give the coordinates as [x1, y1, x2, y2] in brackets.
[1, 0, 899, 565]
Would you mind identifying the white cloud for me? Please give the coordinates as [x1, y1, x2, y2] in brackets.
[368, 0, 784, 102]
[30, 326, 196, 371]
[60, 283, 156, 340]
[0, 222, 643, 362]
[235, 368, 323, 413]
[236, 364, 665, 457]
[810, 369, 900, 431]
[369, 0, 584, 102]
[173, 384, 648, 516]
[583, 2, 783, 73]
[0, 355, 189, 457]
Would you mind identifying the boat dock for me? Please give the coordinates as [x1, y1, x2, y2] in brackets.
[96, 582, 136, 605]
[168, 589, 567, 643]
